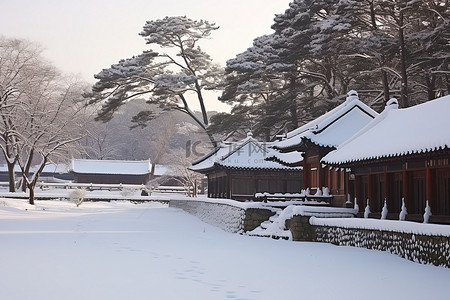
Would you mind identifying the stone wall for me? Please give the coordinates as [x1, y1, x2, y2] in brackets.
[314, 226, 450, 267]
[170, 198, 449, 267]
[289, 215, 316, 241]
[244, 208, 277, 232]
[169, 199, 275, 234]
[289, 215, 450, 268]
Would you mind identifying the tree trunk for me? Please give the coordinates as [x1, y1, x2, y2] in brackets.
[178, 93, 217, 148]
[7, 162, 15, 192]
[21, 149, 34, 192]
[150, 162, 156, 180]
[398, 9, 409, 108]
[381, 69, 390, 103]
[425, 74, 436, 100]
[446, 74, 450, 95]
[27, 157, 47, 205]
[288, 75, 299, 131]
[195, 81, 209, 126]
[28, 184, 35, 205]
[369, 0, 377, 29]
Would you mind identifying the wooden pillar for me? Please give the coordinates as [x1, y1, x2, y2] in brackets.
[318, 163, 324, 190]
[226, 173, 231, 199]
[426, 164, 436, 209]
[384, 171, 389, 211]
[214, 177, 219, 198]
[210, 177, 213, 198]
[303, 159, 308, 189]
[403, 170, 409, 211]
[368, 174, 373, 210]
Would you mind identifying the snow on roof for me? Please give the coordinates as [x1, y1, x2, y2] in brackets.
[322, 95, 450, 165]
[265, 149, 303, 166]
[275, 91, 378, 150]
[0, 164, 22, 173]
[39, 163, 70, 174]
[70, 159, 151, 175]
[153, 165, 168, 176]
[190, 133, 301, 172]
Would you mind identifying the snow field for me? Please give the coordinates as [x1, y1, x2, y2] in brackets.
[0, 199, 449, 300]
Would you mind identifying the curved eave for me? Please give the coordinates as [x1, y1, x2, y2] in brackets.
[265, 156, 303, 168]
[295, 137, 336, 153]
[220, 166, 302, 172]
[322, 146, 450, 167]
[71, 171, 150, 176]
[191, 146, 221, 166]
[187, 165, 216, 174]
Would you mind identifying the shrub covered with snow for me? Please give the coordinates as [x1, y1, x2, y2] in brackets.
[69, 189, 86, 207]
[120, 186, 136, 197]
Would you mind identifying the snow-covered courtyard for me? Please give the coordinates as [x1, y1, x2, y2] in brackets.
[1, 198, 449, 300]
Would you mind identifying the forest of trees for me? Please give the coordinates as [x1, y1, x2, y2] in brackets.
[211, 0, 449, 141]
[87, 1, 449, 144]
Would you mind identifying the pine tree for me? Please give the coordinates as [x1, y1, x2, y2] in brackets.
[87, 16, 223, 146]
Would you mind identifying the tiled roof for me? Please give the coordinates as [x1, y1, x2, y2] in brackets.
[71, 159, 151, 175]
[275, 91, 378, 150]
[322, 95, 450, 165]
[190, 134, 301, 172]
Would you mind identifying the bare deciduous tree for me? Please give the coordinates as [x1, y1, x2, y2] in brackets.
[0, 37, 46, 191]
[0, 37, 91, 203]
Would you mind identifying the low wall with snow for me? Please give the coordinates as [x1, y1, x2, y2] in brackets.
[289, 214, 450, 268]
[169, 199, 275, 233]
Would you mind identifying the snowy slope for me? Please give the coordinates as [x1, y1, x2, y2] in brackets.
[1, 198, 449, 300]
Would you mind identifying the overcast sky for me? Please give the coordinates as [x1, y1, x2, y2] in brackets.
[1, 0, 292, 111]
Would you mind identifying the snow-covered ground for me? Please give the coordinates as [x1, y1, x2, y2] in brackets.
[1, 198, 449, 300]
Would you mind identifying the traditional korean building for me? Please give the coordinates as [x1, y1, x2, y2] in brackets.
[70, 159, 152, 184]
[273, 91, 378, 207]
[322, 95, 450, 224]
[190, 133, 302, 201]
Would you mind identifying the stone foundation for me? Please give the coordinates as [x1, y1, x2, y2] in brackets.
[244, 208, 277, 232]
[289, 215, 450, 268]
[170, 198, 449, 267]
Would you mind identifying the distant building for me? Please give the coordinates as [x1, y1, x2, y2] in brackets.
[0, 163, 72, 183]
[322, 95, 450, 223]
[190, 133, 302, 201]
[70, 159, 152, 185]
[39, 163, 73, 181]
